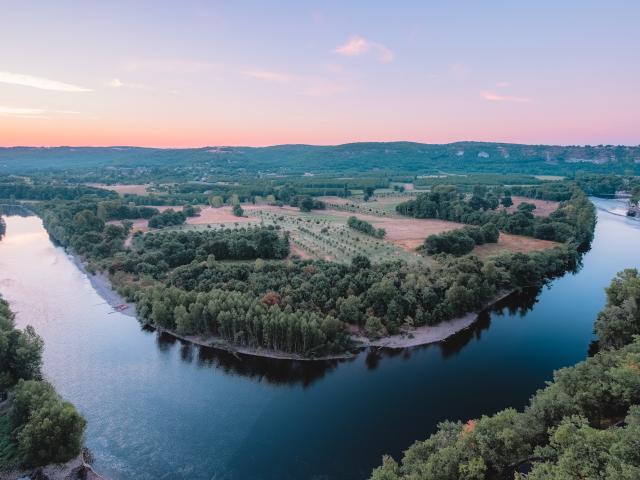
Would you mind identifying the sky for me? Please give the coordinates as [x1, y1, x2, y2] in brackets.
[1, 0, 639, 147]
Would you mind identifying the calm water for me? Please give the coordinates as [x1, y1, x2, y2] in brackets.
[0, 198, 638, 480]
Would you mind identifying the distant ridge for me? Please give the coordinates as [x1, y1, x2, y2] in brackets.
[1, 141, 639, 175]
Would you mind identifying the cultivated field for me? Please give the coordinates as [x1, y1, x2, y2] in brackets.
[87, 183, 151, 195]
[116, 197, 561, 263]
[504, 196, 560, 217]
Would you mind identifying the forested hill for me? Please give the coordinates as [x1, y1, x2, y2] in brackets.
[1, 142, 639, 175]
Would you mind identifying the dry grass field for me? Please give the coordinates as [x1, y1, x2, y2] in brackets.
[504, 196, 560, 217]
[87, 183, 151, 195]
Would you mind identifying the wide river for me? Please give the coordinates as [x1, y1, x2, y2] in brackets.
[0, 198, 638, 480]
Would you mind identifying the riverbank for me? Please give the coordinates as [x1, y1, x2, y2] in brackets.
[68, 249, 517, 360]
[1, 449, 104, 480]
[351, 290, 514, 348]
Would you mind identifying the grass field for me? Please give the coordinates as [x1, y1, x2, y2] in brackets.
[504, 196, 560, 217]
[87, 183, 151, 195]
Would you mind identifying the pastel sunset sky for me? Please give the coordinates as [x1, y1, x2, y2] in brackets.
[1, 1, 638, 147]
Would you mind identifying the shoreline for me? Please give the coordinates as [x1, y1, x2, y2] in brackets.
[68, 250, 516, 360]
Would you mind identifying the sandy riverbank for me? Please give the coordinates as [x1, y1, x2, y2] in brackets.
[352, 290, 514, 349]
[68, 254, 137, 319]
[68, 251, 515, 360]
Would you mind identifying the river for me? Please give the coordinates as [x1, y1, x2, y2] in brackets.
[0, 197, 638, 480]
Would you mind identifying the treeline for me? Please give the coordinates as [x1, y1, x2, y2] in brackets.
[36, 199, 129, 260]
[414, 173, 544, 189]
[347, 216, 386, 238]
[0, 298, 85, 469]
[423, 224, 499, 256]
[370, 269, 640, 480]
[397, 186, 595, 247]
[148, 208, 187, 228]
[0, 182, 115, 201]
[135, 287, 348, 356]
[113, 226, 290, 276]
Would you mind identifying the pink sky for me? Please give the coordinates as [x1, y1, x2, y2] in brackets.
[1, 1, 638, 147]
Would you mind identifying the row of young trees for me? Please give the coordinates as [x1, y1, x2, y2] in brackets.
[371, 269, 640, 480]
[396, 186, 595, 247]
[347, 216, 386, 238]
[0, 298, 85, 469]
[423, 224, 499, 256]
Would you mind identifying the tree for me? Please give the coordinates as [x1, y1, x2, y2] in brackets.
[232, 204, 244, 217]
[501, 196, 513, 208]
[10, 380, 85, 467]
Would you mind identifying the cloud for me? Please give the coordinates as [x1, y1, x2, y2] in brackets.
[241, 69, 295, 84]
[0, 106, 79, 119]
[481, 91, 531, 103]
[242, 67, 345, 96]
[0, 72, 91, 92]
[109, 78, 124, 88]
[334, 35, 394, 63]
[496, 81, 510, 88]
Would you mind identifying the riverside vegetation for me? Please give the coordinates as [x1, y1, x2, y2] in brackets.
[10, 176, 596, 358]
[0, 298, 86, 470]
[370, 268, 640, 480]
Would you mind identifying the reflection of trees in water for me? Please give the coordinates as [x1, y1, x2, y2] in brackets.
[152, 328, 351, 388]
[0, 205, 35, 217]
[366, 286, 546, 365]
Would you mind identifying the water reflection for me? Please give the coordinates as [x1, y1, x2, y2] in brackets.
[153, 328, 350, 387]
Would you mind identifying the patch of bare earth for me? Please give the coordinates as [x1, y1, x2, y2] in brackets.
[185, 206, 253, 225]
[289, 243, 312, 259]
[473, 234, 560, 257]
[504, 196, 559, 217]
[87, 183, 150, 195]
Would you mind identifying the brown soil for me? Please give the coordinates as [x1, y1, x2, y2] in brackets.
[505, 196, 560, 217]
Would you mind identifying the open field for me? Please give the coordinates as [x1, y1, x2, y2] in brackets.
[474, 234, 560, 257]
[119, 202, 561, 263]
[185, 206, 253, 225]
[320, 193, 417, 216]
[504, 196, 560, 217]
[86, 183, 151, 195]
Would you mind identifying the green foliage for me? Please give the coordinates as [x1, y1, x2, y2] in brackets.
[347, 216, 386, 238]
[0, 300, 85, 470]
[0, 299, 43, 392]
[423, 224, 499, 256]
[595, 269, 640, 350]
[148, 208, 186, 228]
[232, 204, 244, 217]
[9, 380, 85, 467]
[398, 186, 595, 248]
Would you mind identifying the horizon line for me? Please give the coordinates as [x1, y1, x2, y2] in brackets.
[1, 139, 639, 150]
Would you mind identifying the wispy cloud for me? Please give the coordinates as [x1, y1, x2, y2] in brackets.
[334, 35, 394, 63]
[496, 81, 510, 88]
[0, 106, 79, 119]
[241, 69, 295, 84]
[242, 67, 345, 96]
[109, 78, 124, 88]
[0, 72, 91, 92]
[481, 91, 531, 103]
